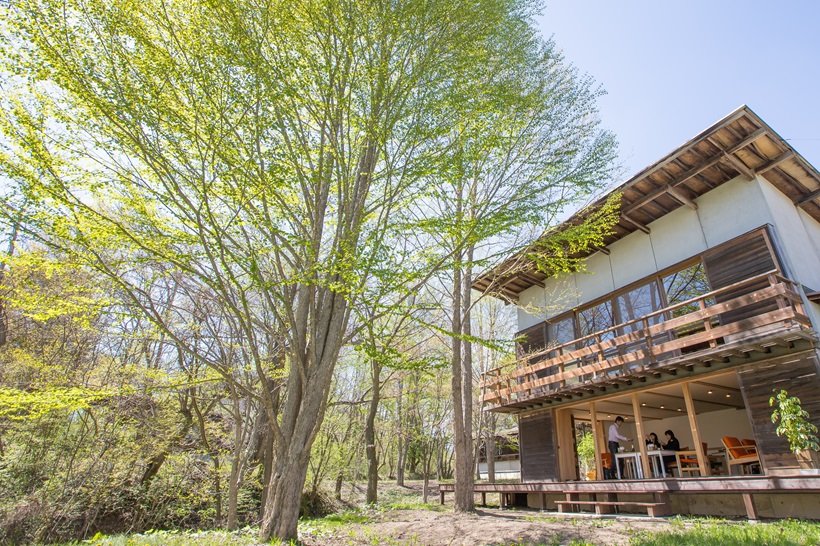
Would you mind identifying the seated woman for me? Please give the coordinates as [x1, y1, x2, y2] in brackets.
[662, 429, 681, 472]
[646, 432, 661, 450]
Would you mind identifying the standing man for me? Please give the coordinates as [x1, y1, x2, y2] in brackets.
[608, 416, 631, 479]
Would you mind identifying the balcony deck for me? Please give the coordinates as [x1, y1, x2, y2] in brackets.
[482, 272, 816, 413]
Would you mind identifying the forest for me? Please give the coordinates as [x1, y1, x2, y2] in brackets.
[0, 0, 619, 543]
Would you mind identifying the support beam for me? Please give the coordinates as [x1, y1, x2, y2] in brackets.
[665, 185, 698, 210]
[621, 213, 651, 234]
[590, 402, 603, 481]
[721, 153, 756, 181]
[682, 382, 710, 476]
[796, 188, 820, 207]
[631, 394, 651, 479]
[756, 150, 794, 175]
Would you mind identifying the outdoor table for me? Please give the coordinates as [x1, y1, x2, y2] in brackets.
[615, 451, 642, 479]
[646, 449, 677, 477]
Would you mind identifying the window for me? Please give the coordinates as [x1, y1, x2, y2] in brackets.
[663, 262, 712, 317]
[578, 300, 615, 345]
[616, 281, 664, 332]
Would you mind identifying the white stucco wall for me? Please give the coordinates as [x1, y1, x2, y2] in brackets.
[757, 176, 820, 330]
[516, 174, 784, 329]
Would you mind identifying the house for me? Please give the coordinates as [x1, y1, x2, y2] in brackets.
[467, 106, 820, 518]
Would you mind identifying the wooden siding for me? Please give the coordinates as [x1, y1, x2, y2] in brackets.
[703, 230, 778, 324]
[737, 351, 820, 470]
[519, 412, 557, 482]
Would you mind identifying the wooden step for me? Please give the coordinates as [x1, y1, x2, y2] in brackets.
[554, 500, 663, 507]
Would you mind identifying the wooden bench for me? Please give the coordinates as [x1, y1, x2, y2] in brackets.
[554, 500, 669, 517]
[555, 491, 671, 517]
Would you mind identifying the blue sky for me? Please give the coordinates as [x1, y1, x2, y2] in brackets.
[536, 1, 820, 180]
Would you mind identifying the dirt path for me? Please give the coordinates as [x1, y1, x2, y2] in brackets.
[302, 508, 675, 545]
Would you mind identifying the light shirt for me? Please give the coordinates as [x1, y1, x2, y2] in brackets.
[608, 423, 628, 443]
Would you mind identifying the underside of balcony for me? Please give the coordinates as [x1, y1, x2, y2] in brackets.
[482, 272, 817, 414]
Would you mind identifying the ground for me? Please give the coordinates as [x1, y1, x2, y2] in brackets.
[59, 481, 820, 545]
[300, 507, 666, 546]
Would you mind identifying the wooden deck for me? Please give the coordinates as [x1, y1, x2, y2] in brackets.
[482, 272, 814, 412]
[439, 475, 820, 520]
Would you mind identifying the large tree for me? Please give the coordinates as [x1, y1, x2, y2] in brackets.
[415, 16, 619, 511]
[0, 0, 565, 539]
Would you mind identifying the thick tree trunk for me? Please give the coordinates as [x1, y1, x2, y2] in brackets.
[365, 360, 381, 504]
[259, 455, 309, 541]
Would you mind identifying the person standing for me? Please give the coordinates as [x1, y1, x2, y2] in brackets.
[608, 416, 631, 479]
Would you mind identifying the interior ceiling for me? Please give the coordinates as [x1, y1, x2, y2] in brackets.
[567, 372, 743, 422]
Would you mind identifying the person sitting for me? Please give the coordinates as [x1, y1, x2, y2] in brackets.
[646, 432, 661, 450]
[662, 429, 680, 472]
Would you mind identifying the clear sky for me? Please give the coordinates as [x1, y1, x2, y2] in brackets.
[536, 1, 820, 181]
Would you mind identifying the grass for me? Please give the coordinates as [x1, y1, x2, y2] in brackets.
[630, 518, 820, 546]
[47, 507, 820, 546]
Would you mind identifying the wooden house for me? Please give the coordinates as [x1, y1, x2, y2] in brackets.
[458, 106, 820, 518]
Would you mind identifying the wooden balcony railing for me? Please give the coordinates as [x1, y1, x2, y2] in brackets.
[482, 272, 814, 411]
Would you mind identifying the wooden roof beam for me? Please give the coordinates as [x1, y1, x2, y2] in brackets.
[721, 153, 755, 181]
[707, 134, 758, 181]
[756, 150, 795, 175]
[796, 188, 820, 208]
[665, 185, 698, 210]
[621, 213, 651, 234]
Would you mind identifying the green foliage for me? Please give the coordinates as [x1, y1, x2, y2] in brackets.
[576, 432, 595, 474]
[770, 389, 820, 453]
[630, 518, 820, 546]
[0, 387, 115, 421]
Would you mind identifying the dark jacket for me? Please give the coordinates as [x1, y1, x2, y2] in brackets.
[663, 437, 680, 451]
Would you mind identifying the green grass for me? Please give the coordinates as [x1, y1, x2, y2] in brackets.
[56, 528, 281, 546]
[630, 518, 820, 546]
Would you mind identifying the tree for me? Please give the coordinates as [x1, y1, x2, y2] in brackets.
[0, 0, 567, 539]
[416, 25, 619, 512]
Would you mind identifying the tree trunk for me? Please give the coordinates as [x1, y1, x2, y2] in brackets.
[487, 427, 496, 483]
[334, 472, 344, 501]
[451, 238, 475, 512]
[396, 377, 405, 486]
[365, 359, 381, 504]
[0, 220, 19, 348]
[259, 454, 309, 541]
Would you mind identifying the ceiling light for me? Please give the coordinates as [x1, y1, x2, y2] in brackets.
[707, 390, 713, 394]
[677, 409, 682, 412]
[660, 405, 665, 409]
[726, 394, 731, 398]
[641, 403, 646, 406]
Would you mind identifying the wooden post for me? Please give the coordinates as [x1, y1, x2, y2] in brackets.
[631, 393, 651, 478]
[590, 402, 603, 480]
[742, 493, 758, 520]
[682, 382, 710, 476]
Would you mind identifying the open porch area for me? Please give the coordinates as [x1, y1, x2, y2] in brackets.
[439, 475, 820, 520]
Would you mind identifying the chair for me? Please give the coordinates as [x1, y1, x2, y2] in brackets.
[722, 436, 760, 475]
[674, 442, 708, 477]
[601, 452, 614, 479]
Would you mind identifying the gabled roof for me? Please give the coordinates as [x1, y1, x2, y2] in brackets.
[473, 105, 820, 301]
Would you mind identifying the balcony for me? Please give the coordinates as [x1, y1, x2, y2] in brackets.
[482, 272, 816, 412]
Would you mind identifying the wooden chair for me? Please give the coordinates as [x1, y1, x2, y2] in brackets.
[722, 436, 760, 475]
[601, 452, 614, 479]
[675, 442, 708, 477]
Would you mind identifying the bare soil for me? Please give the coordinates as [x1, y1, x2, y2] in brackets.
[300, 481, 675, 545]
[304, 508, 671, 546]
